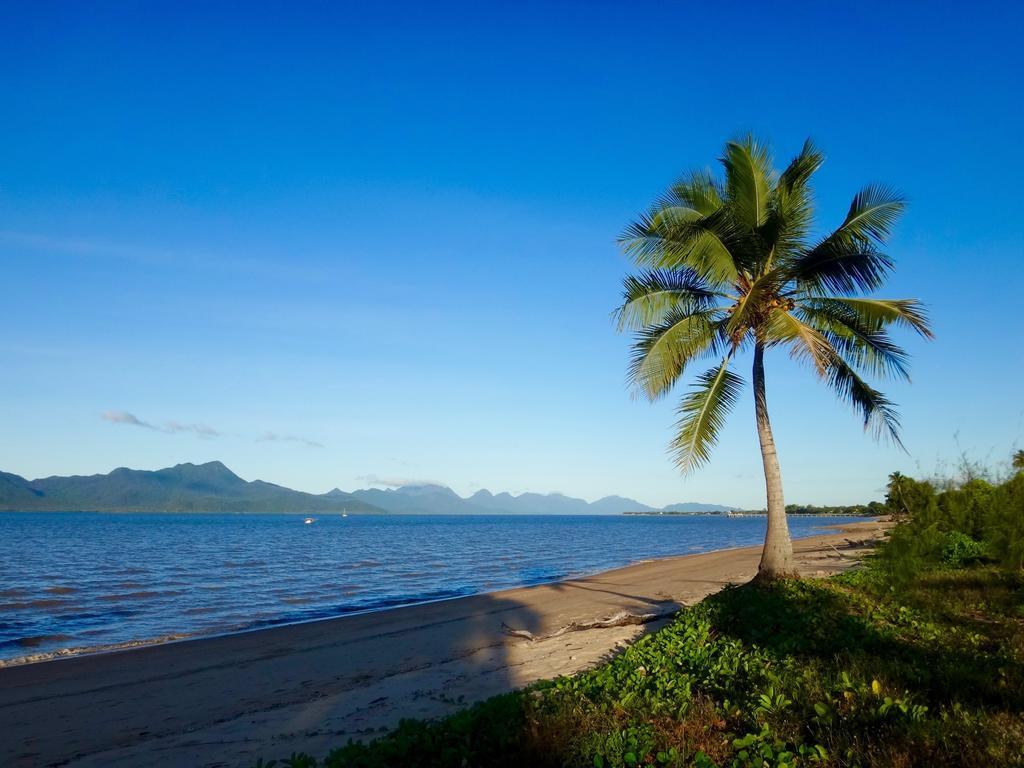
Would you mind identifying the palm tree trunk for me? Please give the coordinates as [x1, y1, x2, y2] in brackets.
[752, 342, 796, 581]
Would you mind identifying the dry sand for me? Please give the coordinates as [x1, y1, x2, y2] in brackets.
[0, 519, 889, 768]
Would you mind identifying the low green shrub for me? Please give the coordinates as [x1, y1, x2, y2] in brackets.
[940, 531, 988, 567]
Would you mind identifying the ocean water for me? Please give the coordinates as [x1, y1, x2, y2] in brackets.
[0, 512, 862, 663]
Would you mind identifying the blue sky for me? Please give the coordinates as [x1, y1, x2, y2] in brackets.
[1, 1, 1021, 508]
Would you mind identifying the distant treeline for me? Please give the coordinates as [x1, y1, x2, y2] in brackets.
[733, 502, 888, 516]
[625, 502, 886, 516]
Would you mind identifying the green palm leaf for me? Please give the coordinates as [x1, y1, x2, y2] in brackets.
[614, 269, 721, 331]
[837, 185, 906, 244]
[619, 208, 739, 286]
[787, 238, 894, 295]
[764, 311, 839, 376]
[660, 169, 724, 216]
[797, 304, 911, 380]
[807, 297, 932, 337]
[826, 355, 905, 447]
[671, 358, 743, 472]
[764, 140, 823, 261]
[778, 139, 824, 192]
[627, 308, 724, 400]
[723, 136, 774, 229]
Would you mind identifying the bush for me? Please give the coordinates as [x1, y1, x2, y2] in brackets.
[880, 459, 1024, 575]
[940, 531, 988, 567]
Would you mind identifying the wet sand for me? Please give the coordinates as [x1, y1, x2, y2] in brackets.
[0, 519, 889, 768]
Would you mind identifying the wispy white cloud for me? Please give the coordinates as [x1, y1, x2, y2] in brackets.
[101, 410, 158, 430]
[102, 411, 220, 439]
[257, 431, 324, 449]
[166, 421, 221, 439]
[100, 411, 320, 447]
[354, 474, 443, 488]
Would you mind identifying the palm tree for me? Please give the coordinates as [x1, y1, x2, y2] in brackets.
[616, 136, 932, 581]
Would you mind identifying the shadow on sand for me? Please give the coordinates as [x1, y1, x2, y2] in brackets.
[0, 583, 674, 767]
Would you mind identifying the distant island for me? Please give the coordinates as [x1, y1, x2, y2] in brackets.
[623, 502, 735, 515]
[0, 460, 734, 515]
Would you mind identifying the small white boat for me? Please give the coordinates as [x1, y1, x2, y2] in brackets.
[304, 517, 315, 524]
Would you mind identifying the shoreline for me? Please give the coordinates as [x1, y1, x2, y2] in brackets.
[0, 519, 890, 768]
[0, 517, 873, 670]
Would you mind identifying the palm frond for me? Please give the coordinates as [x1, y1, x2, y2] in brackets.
[619, 208, 738, 286]
[778, 138, 824, 193]
[614, 269, 722, 331]
[826, 354, 904, 448]
[722, 136, 774, 229]
[763, 139, 823, 261]
[787, 238, 894, 295]
[627, 308, 725, 400]
[660, 169, 724, 216]
[764, 310, 839, 376]
[806, 297, 932, 338]
[670, 358, 743, 472]
[765, 185, 813, 256]
[837, 185, 906, 244]
[797, 304, 911, 380]
[783, 185, 905, 294]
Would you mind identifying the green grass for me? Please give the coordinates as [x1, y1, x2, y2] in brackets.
[256, 556, 1024, 767]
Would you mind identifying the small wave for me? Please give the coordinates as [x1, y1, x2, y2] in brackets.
[0, 588, 28, 598]
[0, 633, 73, 649]
[184, 606, 218, 615]
[0, 632, 194, 668]
[98, 590, 180, 601]
[45, 586, 79, 595]
[0, 598, 68, 612]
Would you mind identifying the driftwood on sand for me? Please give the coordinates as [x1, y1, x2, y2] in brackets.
[501, 609, 675, 642]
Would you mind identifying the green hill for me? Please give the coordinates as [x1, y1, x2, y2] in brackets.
[0, 461, 385, 513]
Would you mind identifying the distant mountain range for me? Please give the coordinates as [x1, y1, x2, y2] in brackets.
[339, 485, 731, 516]
[0, 461, 735, 515]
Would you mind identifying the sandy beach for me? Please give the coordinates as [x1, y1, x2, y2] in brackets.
[0, 519, 888, 768]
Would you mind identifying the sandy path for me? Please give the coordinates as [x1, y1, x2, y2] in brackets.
[0, 520, 888, 768]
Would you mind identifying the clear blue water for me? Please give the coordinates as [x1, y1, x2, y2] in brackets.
[0, 512, 862, 663]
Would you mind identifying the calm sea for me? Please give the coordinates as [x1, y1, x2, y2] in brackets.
[0, 512, 861, 664]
